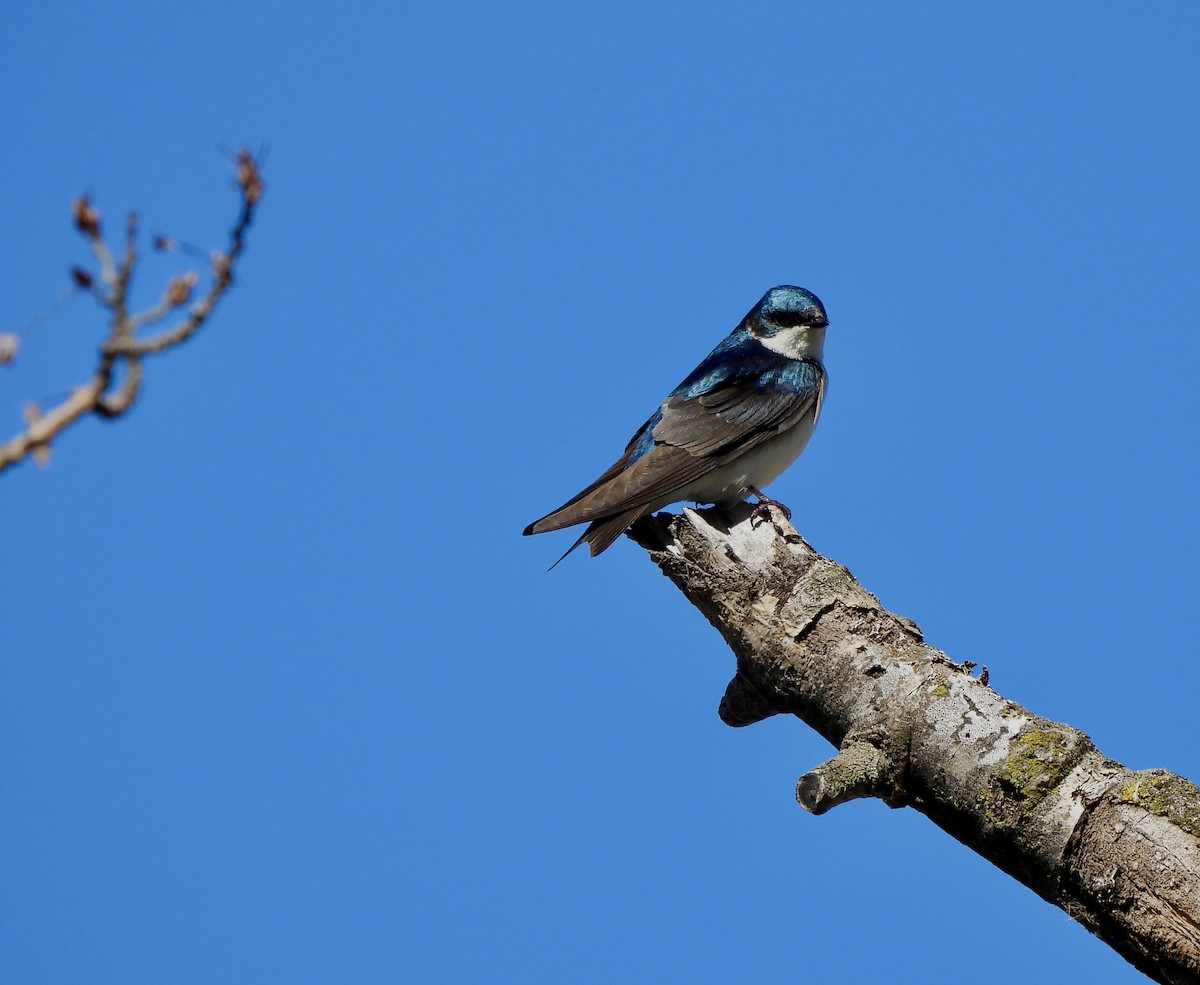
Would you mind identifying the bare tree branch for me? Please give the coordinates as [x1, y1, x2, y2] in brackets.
[0, 150, 264, 474]
[630, 504, 1200, 985]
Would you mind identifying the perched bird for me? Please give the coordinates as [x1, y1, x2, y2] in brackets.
[524, 285, 829, 565]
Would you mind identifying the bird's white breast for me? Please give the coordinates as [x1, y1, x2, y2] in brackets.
[758, 324, 825, 361]
[671, 406, 819, 510]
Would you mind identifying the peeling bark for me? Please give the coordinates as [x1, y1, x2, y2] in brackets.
[629, 504, 1200, 985]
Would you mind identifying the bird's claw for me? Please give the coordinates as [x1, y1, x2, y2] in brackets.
[748, 487, 792, 526]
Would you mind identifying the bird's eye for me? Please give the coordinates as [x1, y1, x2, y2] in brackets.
[772, 311, 808, 328]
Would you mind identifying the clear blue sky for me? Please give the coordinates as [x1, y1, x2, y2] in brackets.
[2, 3, 1197, 982]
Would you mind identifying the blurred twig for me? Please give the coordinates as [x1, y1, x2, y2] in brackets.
[0, 150, 264, 474]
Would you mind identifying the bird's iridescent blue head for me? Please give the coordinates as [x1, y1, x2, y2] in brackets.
[746, 286, 828, 360]
[752, 286, 827, 331]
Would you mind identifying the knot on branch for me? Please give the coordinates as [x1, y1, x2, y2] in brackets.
[718, 670, 778, 727]
[796, 735, 904, 815]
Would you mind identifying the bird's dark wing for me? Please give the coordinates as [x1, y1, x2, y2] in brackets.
[521, 411, 657, 535]
[524, 362, 825, 548]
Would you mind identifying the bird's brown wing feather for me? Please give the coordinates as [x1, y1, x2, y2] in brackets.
[525, 375, 822, 541]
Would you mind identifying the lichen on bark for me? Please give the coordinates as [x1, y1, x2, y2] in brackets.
[1118, 770, 1200, 839]
[995, 722, 1093, 814]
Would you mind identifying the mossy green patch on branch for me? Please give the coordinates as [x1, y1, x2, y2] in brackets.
[997, 723, 1089, 814]
[1118, 770, 1200, 839]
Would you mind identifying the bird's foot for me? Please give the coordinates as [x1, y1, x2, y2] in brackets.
[748, 487, 792, 526]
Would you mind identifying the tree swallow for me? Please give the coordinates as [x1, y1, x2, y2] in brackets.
[524, 285, 829, 565]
